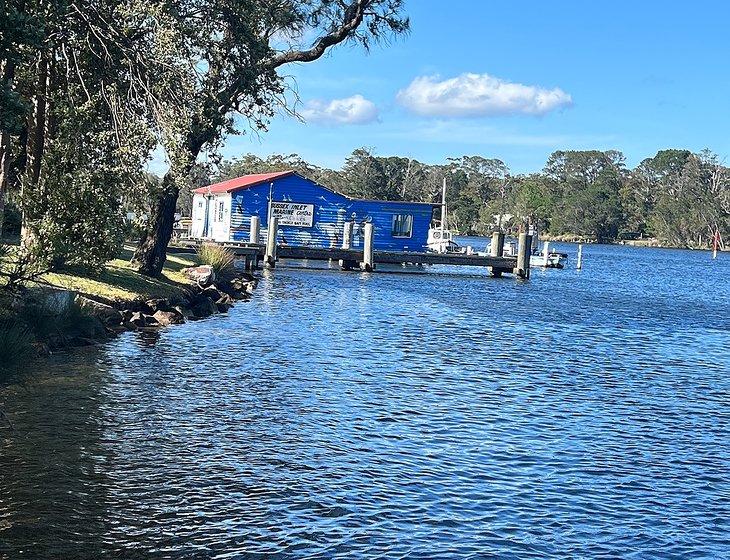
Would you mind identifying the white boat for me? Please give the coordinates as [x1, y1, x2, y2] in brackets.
[529, 228, 568, 268]
[499, 237, 567, 269]
[427, 179, 468, 254]
[427, 181, 566, 267]
[531, 250, 566, 268]
[426, 228, 465, 253]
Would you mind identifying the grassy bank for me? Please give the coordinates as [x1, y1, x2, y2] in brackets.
[0, 244, 202, 380]
[42, 245, 198, 304]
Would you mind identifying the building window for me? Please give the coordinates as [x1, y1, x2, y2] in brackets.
[392, 214, 413, 238]
[216, 201, 224, 222]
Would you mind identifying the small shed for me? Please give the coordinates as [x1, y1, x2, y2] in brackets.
[190, 171, 436, 252]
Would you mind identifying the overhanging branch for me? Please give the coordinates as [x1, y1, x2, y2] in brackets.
[266, 0, 368, 68]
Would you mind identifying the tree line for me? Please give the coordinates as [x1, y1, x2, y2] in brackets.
[0, 0, 409, 284]
[209, 148, 729, 248]
[2, 0, 726, 293]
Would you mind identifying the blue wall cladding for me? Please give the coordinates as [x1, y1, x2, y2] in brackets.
[347, 200, 433, 252]
[230, 174, 350, 247]
[229, 173, 434, 251]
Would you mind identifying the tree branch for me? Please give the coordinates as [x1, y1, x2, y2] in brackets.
[267, 0, 368, 68]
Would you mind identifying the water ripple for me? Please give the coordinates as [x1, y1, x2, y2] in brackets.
[1, 243, 729, 559]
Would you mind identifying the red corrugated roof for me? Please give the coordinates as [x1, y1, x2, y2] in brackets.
[193, 171, 294, 194]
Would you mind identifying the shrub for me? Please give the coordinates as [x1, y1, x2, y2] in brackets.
[196, 243, 235, 277]
[20, 293, 100, 341]
[1, 202, 22, 237]
[0, 320, 36, 380]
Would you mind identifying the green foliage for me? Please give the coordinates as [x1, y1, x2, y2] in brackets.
[1, 202, 21, 237]
[19, 296, 99, 341]
[18, 70, 154, 273]
[644, 150, 729, 247]
[212, 147, 729, 247]
[0, 243, 50, 294]
[24, 124, 147, 272]
[197, 243, 235, 277]
[0, 0, 42, 134]
[0, 319, 35, 379]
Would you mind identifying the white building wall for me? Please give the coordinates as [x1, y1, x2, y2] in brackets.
[209, 194, 232, 242]
[191, 194, 207, 238]
[190, 193, 231, 241]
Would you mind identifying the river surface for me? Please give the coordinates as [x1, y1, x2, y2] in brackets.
[1, 241, 729, 559]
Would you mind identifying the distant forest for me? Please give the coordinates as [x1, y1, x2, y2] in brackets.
[179, 147, 729, 249]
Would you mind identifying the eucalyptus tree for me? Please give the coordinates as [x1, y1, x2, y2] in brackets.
[621, 149, 692, 237]
[447, 156, 509, 234]
[0, 0, 43, 234]
[1, 0, 162, 270]
[542, 150, 624, 242]
[132, 0, 410, 276]
[647, 149, 729, 247]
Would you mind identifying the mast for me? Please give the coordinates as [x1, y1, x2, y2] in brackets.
[440, 178, 447, 238]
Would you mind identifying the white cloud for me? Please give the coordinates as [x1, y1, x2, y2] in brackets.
[396, 73, 572, 117]
[300, 94, 379, 125]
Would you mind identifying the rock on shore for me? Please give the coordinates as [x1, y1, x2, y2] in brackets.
[77, 270, 258, 338]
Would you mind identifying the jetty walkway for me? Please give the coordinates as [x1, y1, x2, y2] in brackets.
[171, 220, 533, 279]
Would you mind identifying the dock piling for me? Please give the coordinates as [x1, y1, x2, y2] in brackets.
[265, 216, 278, 269]
[514, 233, 532, 279]
[577, 244, 583, 270]
[543, 241, 550, 267]
[249, 215, 260, 245]
[339, 221, 355, 270]
[361, 222, 375, 271]
[489, 231, 505, 277]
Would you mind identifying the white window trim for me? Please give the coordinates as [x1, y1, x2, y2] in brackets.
[392, 214, 413, 238]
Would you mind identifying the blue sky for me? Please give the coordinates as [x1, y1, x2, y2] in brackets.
[219, 0, 730, 174]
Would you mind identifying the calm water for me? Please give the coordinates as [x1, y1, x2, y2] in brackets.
[1, 242, 729, 559]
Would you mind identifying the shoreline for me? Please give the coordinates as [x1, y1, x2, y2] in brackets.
[0, 247, 258, 378]
[478, 232, 725, 251]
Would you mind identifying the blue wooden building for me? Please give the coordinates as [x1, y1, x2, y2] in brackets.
[190, 171, 436, 252]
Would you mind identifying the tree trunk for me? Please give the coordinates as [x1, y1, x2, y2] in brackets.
[132, 171, 180, 276]
[21, 53, 49, 243]
[133, 130, 207, 276]
[0, 59, 16, 236]
[0, 130, 10, 237]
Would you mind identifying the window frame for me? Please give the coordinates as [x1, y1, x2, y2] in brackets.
[391, 213, 413, 238]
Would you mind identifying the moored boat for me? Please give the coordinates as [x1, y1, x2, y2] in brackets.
[427, 179, 466, 254]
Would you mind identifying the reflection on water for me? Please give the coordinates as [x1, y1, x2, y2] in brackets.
[1, 243, 729, 559]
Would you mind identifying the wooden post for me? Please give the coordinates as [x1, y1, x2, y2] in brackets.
[265, 216, 278, 269]
[249, 215, 260, 244]
[361, 222, 375, 271]
[514, 233, 532, 279]
[490, 231, 505, 257]
[489, 231, 505, 277]
[577, 243, 583, 270]
[543, 241, 550, 267]
[339, 221, 355, 270]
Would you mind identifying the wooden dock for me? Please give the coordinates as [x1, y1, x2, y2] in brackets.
[171, 224, 533, 279]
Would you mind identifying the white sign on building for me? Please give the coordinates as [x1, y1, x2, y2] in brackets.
[271, 202, 315, 227]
